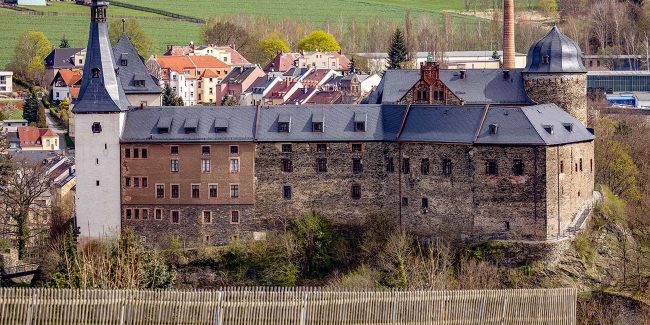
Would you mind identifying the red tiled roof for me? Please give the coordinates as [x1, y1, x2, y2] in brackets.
[303, 69, 331, 83]
[201, 69, 220, 78]
[69, 86, 80, 99]
[306, 90, 342, 104]
[285, 86, 317, 104]
[17, 126, 57, 147]
[190, 56, 229, 69]
[155, 55, 228, 73]
[265, 80, 296, 98]
[215, 46, 250, 65]
[56, 69, 83, 86]
[263, 52, 300, 72]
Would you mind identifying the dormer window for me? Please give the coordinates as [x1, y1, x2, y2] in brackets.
[543, 125, 554, 134]
[91, 122, 102, 133]
[313, 122, 323, 132]
[134, 79, 145, 87]
[215, 118, 229, 133]
[542, 55, 550, 64]
[312, 113, 324, 132]
[184, 118, 198, 134]
[354, 112, 367, 132]
[488, 123, 498, 135]
[563, 123, 574, 132]
[92, 68, 100, 78]
[157, 117, 172, 134]
[120, 53, 128, 66]
[278, 114, 291, 133]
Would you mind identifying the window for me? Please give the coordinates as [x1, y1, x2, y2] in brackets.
[125, 148, 131, 158]
[230, 158, 240, 173]
[355, 122, 365, 132]
[485, 160, 498, 175]
[402, 197, 409, 206]
[316, 144, 327, 153]
[560, 160, 565, 174]
[442, 159, 452, 176]
[590, 159, 593, 172]
[192, 184, 200, 198]
[387, 158, 395, 173]
[230, 145, 239, 154]
[133, 178, 140, 187]
[202, 146, 210, 155]
[134, 209, 140, 220]
[142, 177, 148, 188]
[142, 209, 149, 220]
[209, 184, 218, 198]
[154, 209, 162, 220]
[351, 185, 361, 199]
[283, 185, 292, 200]
[278, 122, 290, 132]
[171, 210, 180, 224]
[201, 159, 211, 173]
[92, 68, 100, 78]
[230, 210, 240, 224]
[542, 55, 550, 64]
[317, 158, 328, 173]
[282, 159, 293, 172]
[401, 158, 410, 174]
[171, 184, 180, 198]
[513, 159, 524, 176]
[352, 158, 363, 174]
[156, 184, 165, 198]
[202, 211, 212, 224]
[96, 180, 100, 186]
[282, 144, 292, 153]
[134, 148, 139, 159]
[125, 209, 132, 220]
[312, 122, 323, 132]
[125, 177, 131, 187]
[421, 159, 430, 175]
[170, 146, 179, 155]
[170, 159, 179, 172]
[230, 184, 239, 198]
[351, 143, 362, 152]
[579, 158, 583, 172]
[433, 90, 444, 101]
[422, 198, 429, 209]
[91, 122, 102, 133]
[121, 59, 128, 66]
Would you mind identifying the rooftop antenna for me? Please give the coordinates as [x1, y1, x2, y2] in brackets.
[122, 18, 126, 33]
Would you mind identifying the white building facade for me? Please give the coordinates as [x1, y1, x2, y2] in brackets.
[0, 71, 13, 94]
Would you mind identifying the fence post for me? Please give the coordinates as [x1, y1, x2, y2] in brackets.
[119, 303, 126, 325]
[213, 291, 222, 325]
[478, 296, 486, 325]
[501, 296, 508, 325]
[300, 292, 309, 325]
[25, 292, 37, 325]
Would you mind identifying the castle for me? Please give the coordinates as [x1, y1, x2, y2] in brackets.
[74, 0, 595, 246]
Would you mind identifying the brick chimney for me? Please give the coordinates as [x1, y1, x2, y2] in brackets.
[503, 0, 516, 69]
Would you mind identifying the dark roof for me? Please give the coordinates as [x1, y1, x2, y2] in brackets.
[369, 69, 532, 105]
[73, 4, 130, 113]
[222, 65, 259, 84]
[248, 76, 277, 93]
[399, 105, 485, 143]
[113, 33, 162, 95]
[44, 48, 84, 69]
[255, 105, 396, 142]
[122, 107, 257, 142]
[524, 26, 587, 74]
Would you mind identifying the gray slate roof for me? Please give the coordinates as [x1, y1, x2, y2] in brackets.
[113, 33, 162, 95]
[524, 26, 587, 74]
[44, 48, 84, 69]
[120, 104, 592, 146]
[73, 8, 130, 113]
[223, 65, 259, 84]
[121, 107, 257, 142]
[369, 69, 532, 105]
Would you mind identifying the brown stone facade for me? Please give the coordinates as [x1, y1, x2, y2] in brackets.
[119, 139, 594, 246]
[400, 61, 462, 105]
[120, 142, 255, 247]
[524, 73, 588, 125]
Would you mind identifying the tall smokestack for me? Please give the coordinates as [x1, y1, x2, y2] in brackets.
[503, 0, 516, 69]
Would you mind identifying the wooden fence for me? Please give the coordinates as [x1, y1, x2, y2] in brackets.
[0, 287, 577, 325]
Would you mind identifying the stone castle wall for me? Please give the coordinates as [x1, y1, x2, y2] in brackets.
[524, 74, 588, 125]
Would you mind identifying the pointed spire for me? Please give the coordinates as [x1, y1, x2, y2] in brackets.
[73, 0, 130, 113]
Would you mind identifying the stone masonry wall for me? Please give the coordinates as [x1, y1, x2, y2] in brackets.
[545, 141, 595, 239]
[524, 74, 588, 125]
[254, 142, 401, 229]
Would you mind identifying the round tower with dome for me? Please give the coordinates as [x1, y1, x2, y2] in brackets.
[523, 26, 588, 125]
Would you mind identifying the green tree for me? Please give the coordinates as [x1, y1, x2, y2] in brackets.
[222, 96, 238, 106]
[387, 28, 408, 69]
[7, 31, 52, 86]
[289, 212, 335, 277]
[296, 30, 341, 52]
[162, 83, 183, 106]
[260, 32, 290, 60]
[23, 91, 39, 123]
[538, 0, 558, 14]
[59, 35, 70, 49]
[36, 102, 47, 128]
[109, 19, 152, 59]
[596, 140, 642, 201]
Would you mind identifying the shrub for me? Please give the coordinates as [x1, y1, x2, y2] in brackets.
[289, 212, 336, 277]
[575, 233, 595, 263]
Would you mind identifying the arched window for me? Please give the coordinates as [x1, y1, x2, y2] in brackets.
[92, 68, 100, 78]
[542, 55, 550, 64]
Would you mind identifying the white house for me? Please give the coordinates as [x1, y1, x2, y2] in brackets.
[0, 71, 13, 94]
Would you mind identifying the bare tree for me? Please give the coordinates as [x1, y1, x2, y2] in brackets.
[0, 160, 52, 259]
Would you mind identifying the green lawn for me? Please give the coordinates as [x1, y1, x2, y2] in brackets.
[25, 1, 164, 17]
[0, 13, 201, 68]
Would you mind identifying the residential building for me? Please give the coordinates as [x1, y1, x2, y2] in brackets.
[263, 79, 303, 105]
[113, 33, 162, 106]
[4, 0, 46, 5]
[51, 69, 82, 102]
[264, 51, 350, 73]
[164, 43, 250, 66]
[0, 71, 13, 94]
[354, 51, 527, 73]
[44, 48, 86, 85]
[242, 75, 282, 106]
[16, 126, 59, 151]
[583, 55, 645, 71]
[0, 119, 28, 133]
[214, 65, 265, 104]
[300, 69, 340, 88]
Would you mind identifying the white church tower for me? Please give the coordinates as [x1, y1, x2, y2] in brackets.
[72, 0, 130, 239]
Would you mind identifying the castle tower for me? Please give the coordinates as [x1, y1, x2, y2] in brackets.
[72, 0, 130, 239]
[523, 26, 588, 125]
[503, 0, 516, 69]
